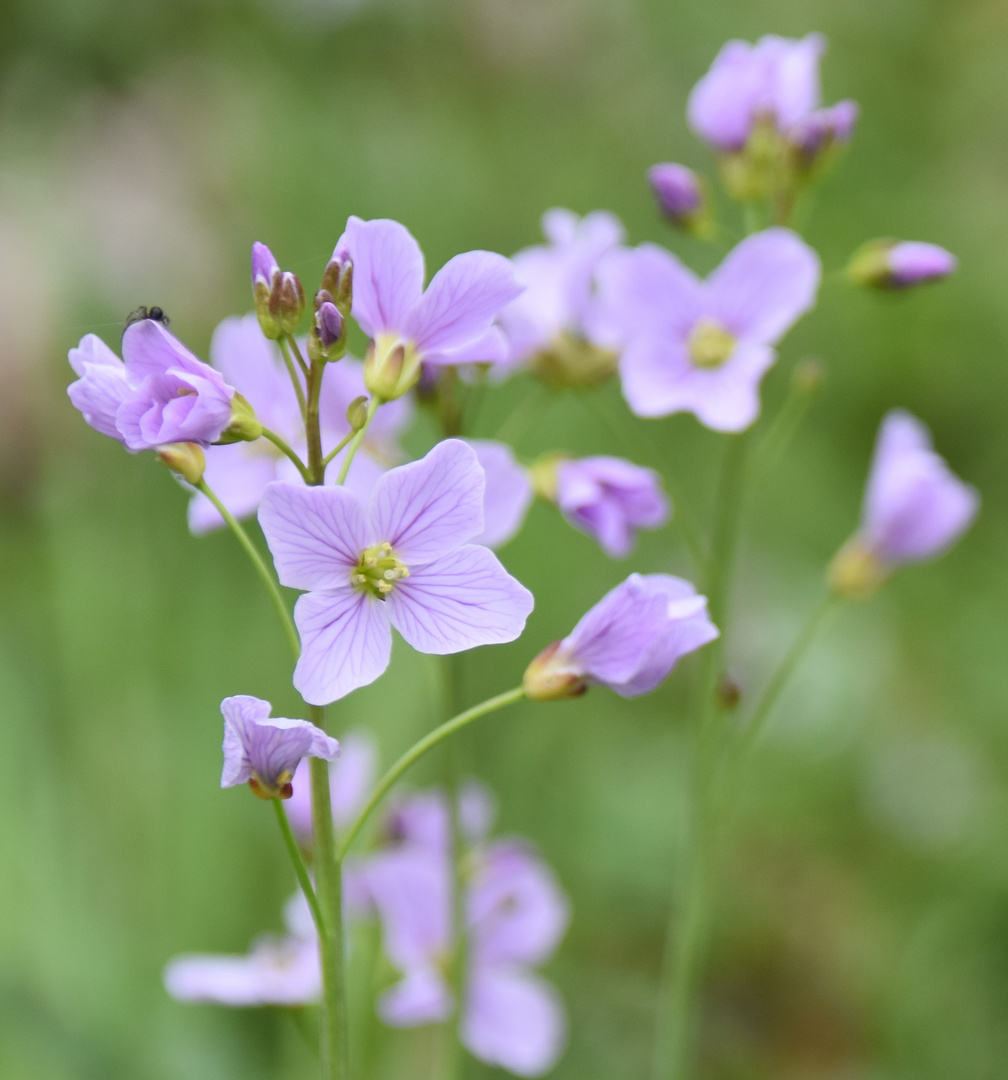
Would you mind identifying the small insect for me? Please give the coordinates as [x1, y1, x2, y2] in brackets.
[125, 305, 170, 328]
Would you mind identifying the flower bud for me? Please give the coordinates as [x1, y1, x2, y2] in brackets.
[307, 291, 346, 364]
[647, 163, 713, 236]
[157, 442, 206, 485]
[828, 538, 889, 599]
[346, 395, 370, 431]
[788, 100, 859, 169]
[217, 392, 263, 444]
[251, 242, 281, 338]
[522, 641, 587, 702]
[529, 332, 618, 389]
[321, 251, 354, 316]
[269, 270, 305, 335]
[363, 335, 420, 401]
[847, 239, 958, 290]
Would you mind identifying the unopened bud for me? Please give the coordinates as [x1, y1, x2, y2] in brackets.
[346, 395, 369, 431]
[847, 239, 958, 290]
[522, 641, 587, 702]
[363, 335, 420, 401]
[269, 270, 305, 335]
[828, 538, 889, 599]
[307, 291, 345, 364]
[788, 100, 858, 168]
[322, 251, 354, 316]
[251, 241, 281, 338]
[217, 392, 263, 444]
[157, 442, 206, 485]
[647, 163, 713, 237]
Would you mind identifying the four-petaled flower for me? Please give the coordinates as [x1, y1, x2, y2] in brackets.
[220, 694, 340, 800]
[524, 573, 718, 700]
[596, 228, 820, 431]
[259, 439, 535, 705]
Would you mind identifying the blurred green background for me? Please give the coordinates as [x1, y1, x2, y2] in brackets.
[1, 0, 1006, 1077]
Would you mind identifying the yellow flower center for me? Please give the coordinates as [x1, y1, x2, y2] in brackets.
[350, 541, 409, 600]
[687, 318, 736, 369]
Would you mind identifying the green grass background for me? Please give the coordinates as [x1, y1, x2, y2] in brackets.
[1, 0, 1006, 1077]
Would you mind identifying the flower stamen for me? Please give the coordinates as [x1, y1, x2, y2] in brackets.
[352, 541, 409, 600]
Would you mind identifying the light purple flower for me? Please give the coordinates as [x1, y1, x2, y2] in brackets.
[259, 439, 534, 705]
[220, 694, 339, 800]
[68, 317, 238, 451]
[648, 163, 705, 225]
[367, 790, 569, 1077]
[554, 456, 670, 558]
[596, 228, 820, 430]
[164, 895, 320, 1007]
[524, 573, 718, 700]
[887, 242, 958, 287]
[467, 440, 534, 548]
[496, 209, 625, 377]
[334, 217, 523, 399]
[861, 410, 978, 565]
[286, 728, 379, 842]
[187, 314, 412, 534]
[688, 33, 838, 152]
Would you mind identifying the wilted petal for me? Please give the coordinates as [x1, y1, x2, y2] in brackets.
[334, 216, 425, 338]
[369, 439, 485, 564]
[707, 228, 820, 344]
[259, 482, 371, 590]
[387, 545, 534, 654]
[378, 967, 453, 1026]
[462, 967, 567, 1077]
[406, 250, 522, 355]
[293, 589, 392, 705]
[467, 440, 534, 548]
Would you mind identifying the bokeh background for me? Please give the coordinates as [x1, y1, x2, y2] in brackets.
[1, 0, 1006, 1077]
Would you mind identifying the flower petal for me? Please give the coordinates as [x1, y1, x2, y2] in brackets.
[369, 439, 484, 564]
[422, 325, 510, 367]
[377, 967, 453, 1027]
[706, 228, 820, 344]
[293, 589, 392, 705]
[405, 250, 522, 355]
[466, 440, 534, 549]
[259, 482, 371, 591]
[67, 335, 132, 441]
[367, 845, 451, 968]
[462, 967, 567, 1077]
[387, 545, 534, 655]
[334, 216, 425, 338]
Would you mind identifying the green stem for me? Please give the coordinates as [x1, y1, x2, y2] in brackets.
[287, 334, 310, 376]
[322, 429, 358, 470]
[262, 427, 311, 483]
[338, 686, 525, 861]
[748, 363, 823, 487]
[273, 798, 327, 943]
[278, 336, 309, 418]
[578, 390, 707, 575]
[195, 480, 299, 659]
[335, 398, 379, 486]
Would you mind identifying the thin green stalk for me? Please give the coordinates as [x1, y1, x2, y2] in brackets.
[195, 480, 299, 659]
[322, 429, 358, 470]
[262, 427, 311, 482]
[287, 334, 310, 376]
[578, 390, 706, 574]
[335, 398, 379, 485]
[273, 798, 327, 942]
[278, 336, 309, 417]
[338, 686, 526, 860]
[748, 364, 823, 487]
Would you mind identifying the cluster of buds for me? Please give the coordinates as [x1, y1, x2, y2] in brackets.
[251, 243, 305, 339]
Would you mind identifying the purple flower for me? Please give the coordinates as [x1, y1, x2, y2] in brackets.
[187, 314, 412, 534]
[596, 228, 820, 430]
[831, 411, 978, 595]
[220, 694, 339, 800]
[688, 33, 835, 152]
[847, 239, 958, 289]
[496, 209, 624, 383]
[334, 217, 523, 399]
[259, 439, 534, 705]
[466, 439, 534, 549]
[552, 456, 670, 558]
[523, 573, 718, 700]
[68, 317, 238, 451]
[286, 728, 379, 843]
[366, 790, 569, 1076]
[647, 164, 707, 229]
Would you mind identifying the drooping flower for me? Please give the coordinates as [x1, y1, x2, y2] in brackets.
[534, 455, 669, 558]
[687, 33, 856, 155]
[523, 573, 718, 701]
[333, 217, 523, 400]
[847, 239, 958, 290]
[259, 439, 534, 705]
[467, 440, 535, 549]
[68, 315, 240, 451]
[596, 228, 820, 430]
[830, 410, 979, 596]
[496, 208, 625, 386]
[186, 314, 412, 534]
[220, 694, 340, 800]
[366, 788, 569, 1077]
